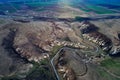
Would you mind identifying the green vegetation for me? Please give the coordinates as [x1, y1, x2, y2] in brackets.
[0, 4, 16, 13]
[36, 8, 46, 11]
[75, 16, 89, 21]
[40, 59, 49, 65]
[86, 5, 114, 14]
[84, 4, 115, 14]
[97, 46, 106, 55]
[1, 77, 19, 80]
[80, 8, 91, 12]
[26, 66, 56, 80]
[26, 59, 56, 80]
[101, 58, 120, 76]
[11, 3, 22, 10]
[70, 4, 91, 12]
[27, 60, 48, 75]
[0, 19, 5, 24]
[26, 2, 57, 7]
[73, 3, 115, 14]
[97, 67, 120, 80]
[0, 75, 20, 80]
[1, 59, 55, 80]
[50, 45, 63, 58]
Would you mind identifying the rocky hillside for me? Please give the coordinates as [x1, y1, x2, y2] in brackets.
[13, 21, 85, 62]
[0, 19, 120, 80]
[79, 21, 112, 51]
[1, 20, 119, 64]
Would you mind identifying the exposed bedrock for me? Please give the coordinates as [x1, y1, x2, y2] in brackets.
[79, 21, 112, 51]
[79, 21, 120, 56]
[118, 33, 120, 39]
[79, 21, 99, 34]
[2, 21, 119, 64]
[110, 36, 120, 56]
[13, 21, 84, 62]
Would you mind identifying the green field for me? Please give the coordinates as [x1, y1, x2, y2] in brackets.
[0, 1, 58, 13]
[25, 2, 58, 7]
[101, 58, 120, 76]
[0, 3, 16, 13]
[0, 1, 118, 15]
[85, 4, 115, 14]
[73, 3, 116, 14]
[10, 3, 22, 10]
[97, 67, 120, 80]
[71, 3, 116, 14]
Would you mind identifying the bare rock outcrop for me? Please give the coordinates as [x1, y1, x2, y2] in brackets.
[79, 21, 112, 51]
[110, 36, 120, 55]
[13, 21, 82, 62]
